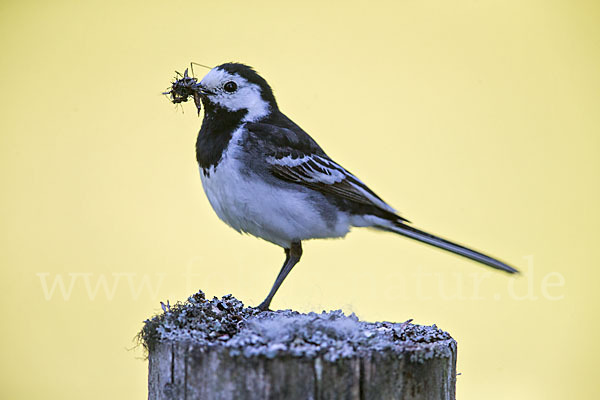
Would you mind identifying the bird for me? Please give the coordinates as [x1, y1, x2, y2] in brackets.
[185, 62, 518, 311]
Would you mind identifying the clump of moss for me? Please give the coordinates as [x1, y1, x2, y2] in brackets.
[138, 290, 261, 353]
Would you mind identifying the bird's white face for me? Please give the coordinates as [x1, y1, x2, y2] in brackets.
[199, 68, 271, 122]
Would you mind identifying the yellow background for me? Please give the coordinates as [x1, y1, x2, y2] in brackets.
[1, 0, 598, 398]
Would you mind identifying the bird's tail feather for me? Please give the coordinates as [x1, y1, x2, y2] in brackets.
[381, 222, 519, 274]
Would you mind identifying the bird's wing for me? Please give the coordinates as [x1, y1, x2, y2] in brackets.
[268, 152, 398, 213]
[246, 118, 406, 221]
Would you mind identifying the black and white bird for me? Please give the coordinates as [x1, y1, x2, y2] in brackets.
[187, 62, 518, 310]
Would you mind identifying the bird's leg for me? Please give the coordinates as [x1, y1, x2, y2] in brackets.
[257, 241, 303, 311]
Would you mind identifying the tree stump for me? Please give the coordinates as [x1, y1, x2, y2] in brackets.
[140, 292, 457, 400]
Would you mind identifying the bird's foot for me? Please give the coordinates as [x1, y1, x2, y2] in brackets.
[255, 301, 272, 312]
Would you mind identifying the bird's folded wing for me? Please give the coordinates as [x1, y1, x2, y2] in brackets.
[268, 153, 403, 217]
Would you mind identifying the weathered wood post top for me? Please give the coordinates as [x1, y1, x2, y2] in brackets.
[140, 291, 457, 400]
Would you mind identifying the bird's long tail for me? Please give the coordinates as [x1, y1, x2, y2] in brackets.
[381, 222, 519, 274]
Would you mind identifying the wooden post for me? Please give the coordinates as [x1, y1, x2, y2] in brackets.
[140, 292, 457, 400]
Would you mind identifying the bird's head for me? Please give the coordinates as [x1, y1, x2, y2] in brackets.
[198, 63, 278, 122]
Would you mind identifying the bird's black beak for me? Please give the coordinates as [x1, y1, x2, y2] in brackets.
[198, 86, 215, 96]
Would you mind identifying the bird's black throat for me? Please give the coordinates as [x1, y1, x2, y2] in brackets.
[196, 103, 248, 172]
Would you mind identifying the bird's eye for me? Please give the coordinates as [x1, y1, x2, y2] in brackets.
[223, 81, 237, 93]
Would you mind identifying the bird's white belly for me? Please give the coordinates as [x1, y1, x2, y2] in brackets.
[199, 149, 350, 248]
